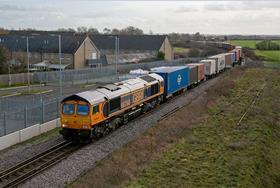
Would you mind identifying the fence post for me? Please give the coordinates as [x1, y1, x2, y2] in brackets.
[41, 100, 44, 123]
[24, 106, 27, 128]
[3, 112, 7, 135]
[57, 98, 60, 118]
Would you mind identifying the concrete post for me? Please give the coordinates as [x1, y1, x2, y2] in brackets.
[41, 100, 44, 123]
[24, 106, 28, 128]
[3, 112, 7, 135]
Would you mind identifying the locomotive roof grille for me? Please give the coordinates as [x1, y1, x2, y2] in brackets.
[98, 84, 120, 92]
[139, 75, 157, 83]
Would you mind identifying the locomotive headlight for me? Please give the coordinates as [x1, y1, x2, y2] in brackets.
[82, 125, 88, 129]
[62, 124, 67, 128]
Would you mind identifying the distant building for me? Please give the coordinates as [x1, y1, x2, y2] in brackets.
[0, 33, 174, 70]
[89, 34, 173, 64]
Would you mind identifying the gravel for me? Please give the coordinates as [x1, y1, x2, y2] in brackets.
[18, 74, 223, 188]
[0, 134, 63, 172]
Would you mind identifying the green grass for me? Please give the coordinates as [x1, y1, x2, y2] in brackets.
[228, 40, 280, 49]
[174, 47, 189, 53]
[0, 82, 42, 89]
[254, 50, 280, 65]
[125, 68, 280, 188]
[20, 89, 52, 95]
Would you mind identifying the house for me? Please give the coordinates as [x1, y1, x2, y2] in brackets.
[0, 33, 174, 70]
[0, 34, 92, 70]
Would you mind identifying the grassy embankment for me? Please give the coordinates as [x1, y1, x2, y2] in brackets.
[69, 67, 280, 188]
[229, 40, 280, 65]
[125, 68, 280, 187]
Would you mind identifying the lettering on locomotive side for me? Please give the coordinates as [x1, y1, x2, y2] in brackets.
[133, 89, 144, 103]
[121, 95, 131, 109]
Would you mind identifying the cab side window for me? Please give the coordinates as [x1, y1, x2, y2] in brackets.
[93, 105, 99, 114]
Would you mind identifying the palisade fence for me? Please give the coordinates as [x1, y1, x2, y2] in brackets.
[0, 58, 202, 136]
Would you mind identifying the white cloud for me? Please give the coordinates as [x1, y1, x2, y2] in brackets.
[0, 1, 279, 35]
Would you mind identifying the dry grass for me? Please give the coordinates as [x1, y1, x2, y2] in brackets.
[69, 67, 245, 188]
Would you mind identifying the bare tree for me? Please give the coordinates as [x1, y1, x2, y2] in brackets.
[103, 28, 111, 34]
[88, 27, 100, 35]
[77, 26, 88, 34]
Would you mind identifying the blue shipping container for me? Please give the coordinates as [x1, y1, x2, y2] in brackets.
[152, 66, 189, 97]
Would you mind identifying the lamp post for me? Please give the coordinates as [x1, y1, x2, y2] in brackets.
[58, 34, 62, 98]
[50, 34, 62, 97]
[25, 36, 31, 93]
[114, 36, 119, 80]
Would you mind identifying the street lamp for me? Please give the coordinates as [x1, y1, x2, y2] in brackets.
[113, 36, 119, 80]
[21, 36, 31, 93]
[50, 34, 62, 97]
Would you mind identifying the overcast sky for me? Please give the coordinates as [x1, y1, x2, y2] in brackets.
[0, 0, 279, 35]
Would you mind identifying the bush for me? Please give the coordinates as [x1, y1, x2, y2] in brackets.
[188, 48, 200, 57]
[157, 51, 165, 59]
[256, 40, 280, 50]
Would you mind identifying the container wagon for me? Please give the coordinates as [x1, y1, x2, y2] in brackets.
[187, 63, 205, 82]
[208, 54, 225, 73]
[151, 66, 189, 99]
[200, 59, 216, 78]
[223, 53, 234, 69]
[185, 64, 198, 87]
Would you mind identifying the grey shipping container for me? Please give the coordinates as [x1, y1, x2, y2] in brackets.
[200, 59, 216, 76]
[208, 54, 225, 72]
[186, 65, 198, 86]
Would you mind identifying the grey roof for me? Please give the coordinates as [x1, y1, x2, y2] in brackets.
[89, 35, 166, 51]
[48, 64, 70, 69]
[86, 59, 107, 65]
[0, 34, 85, 54]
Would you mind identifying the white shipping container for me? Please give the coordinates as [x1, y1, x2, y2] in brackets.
[208, 54, 225, 72]
[200, 59, 216, 76]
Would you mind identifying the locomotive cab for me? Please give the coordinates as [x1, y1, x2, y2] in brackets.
[60, 91, 106, 141]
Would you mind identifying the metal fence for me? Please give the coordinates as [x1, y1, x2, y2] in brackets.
[33, 58, 198, 85]
[0, 97, 60, 136]
[0, 58, 202, 136]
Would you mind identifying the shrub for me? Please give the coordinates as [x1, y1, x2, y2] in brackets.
[157, 51, 165, 59]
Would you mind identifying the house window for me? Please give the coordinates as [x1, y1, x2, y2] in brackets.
[92, 53, 97, 59]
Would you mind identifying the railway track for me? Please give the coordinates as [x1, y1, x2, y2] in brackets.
[0, 141, 80, 188]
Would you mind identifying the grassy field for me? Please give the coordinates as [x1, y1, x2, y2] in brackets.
[125, 68, 280, 187]
[229, 40, 280, 65]
[229, 39, 280, 49]
[254, 50, 280, 65]
[174, 47, 189, 54]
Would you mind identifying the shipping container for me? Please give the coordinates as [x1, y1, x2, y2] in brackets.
[223, 53, 233, 68]
[229, 49, 238, 62]
[236, 46, 242, 61]
[151, 66, 189, 97]
[200, 59, 216, 77]
[187, 63, 205, 82]
[186, 64, 198, 86]
[208, 54, 225, 72]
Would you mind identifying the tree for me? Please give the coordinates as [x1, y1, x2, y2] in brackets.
[188, 48, 200, 57]
[103, 28, 111, 34]
[256, 40, 280, 50]
[57, 28, 76, 32]
[111, 28, 120, 35]
[0, 46, 9, 74]
[88, 27, 99, 35]
[120, 26, 144, 35]
[76, 26, 88, 34]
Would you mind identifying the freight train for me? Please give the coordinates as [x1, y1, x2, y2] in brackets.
[60, 46, 243, 142]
